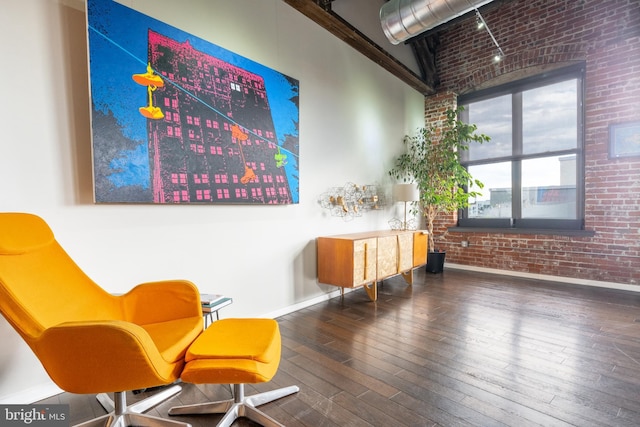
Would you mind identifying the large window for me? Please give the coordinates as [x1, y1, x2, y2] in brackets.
[458, 64, 585, 230]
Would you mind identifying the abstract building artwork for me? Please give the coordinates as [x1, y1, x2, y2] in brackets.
[87, 0, 300, 204]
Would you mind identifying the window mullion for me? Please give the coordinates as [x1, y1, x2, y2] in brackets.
[576, 76, 585, 223]
[512, 93, 522, 222]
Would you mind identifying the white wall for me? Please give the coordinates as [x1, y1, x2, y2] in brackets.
[0, 0, 424, 402]
[332, 0, 420, 75]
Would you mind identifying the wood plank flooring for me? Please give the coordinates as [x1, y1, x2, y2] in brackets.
[38, 269, 640, 426]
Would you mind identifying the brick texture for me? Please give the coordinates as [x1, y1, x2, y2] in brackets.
[425, 0, 640, 285]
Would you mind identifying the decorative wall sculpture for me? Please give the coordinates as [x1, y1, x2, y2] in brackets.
[87, 0, 299, 204]
[318, 183, 384, 221]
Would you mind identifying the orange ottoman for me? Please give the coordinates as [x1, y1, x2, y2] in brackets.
[169, 318, 299, 427]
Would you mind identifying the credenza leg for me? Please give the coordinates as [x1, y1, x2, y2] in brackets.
[401, 269, 414, 285]
[364, 282, 377, 301]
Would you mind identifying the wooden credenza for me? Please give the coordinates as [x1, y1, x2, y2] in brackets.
[317, 230, 428, 301]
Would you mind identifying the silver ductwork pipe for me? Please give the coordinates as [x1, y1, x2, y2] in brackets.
[380, 0, 496, 45]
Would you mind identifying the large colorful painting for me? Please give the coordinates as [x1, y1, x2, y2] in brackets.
[87, 0, 299, 204]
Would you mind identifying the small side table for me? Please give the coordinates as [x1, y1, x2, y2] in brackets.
[202, 297, 233, 328]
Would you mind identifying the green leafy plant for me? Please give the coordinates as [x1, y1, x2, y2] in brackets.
[388, 106, 490, 250]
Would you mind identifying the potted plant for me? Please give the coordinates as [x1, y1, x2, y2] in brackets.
[388, 106, 490, 273]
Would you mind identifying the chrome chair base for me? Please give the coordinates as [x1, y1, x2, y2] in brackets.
[169, 384, 299, 427]
[76, 385, 190, 427]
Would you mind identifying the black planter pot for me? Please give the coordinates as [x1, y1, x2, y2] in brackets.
[426, 251, 446, 274]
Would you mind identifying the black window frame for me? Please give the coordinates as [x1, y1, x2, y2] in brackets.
[457, 63, 586, 231]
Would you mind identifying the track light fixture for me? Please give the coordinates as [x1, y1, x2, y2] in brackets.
[474, 8, 505, 62]
[475, 11, 485, 29]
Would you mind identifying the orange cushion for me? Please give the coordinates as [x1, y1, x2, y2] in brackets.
[181, 318, 281, 384]
[185, 318, 280, 364]
[142, 316, 203, 364]
[181, 357, 279, 384]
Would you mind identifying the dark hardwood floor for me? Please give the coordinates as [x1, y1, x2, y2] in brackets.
[39, 269, 640, 426]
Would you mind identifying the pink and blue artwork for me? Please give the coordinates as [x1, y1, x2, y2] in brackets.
[87, 0, 299, 204]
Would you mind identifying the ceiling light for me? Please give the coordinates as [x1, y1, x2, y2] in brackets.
[475, 11, 485, 29]
[475, 8, 505, 63]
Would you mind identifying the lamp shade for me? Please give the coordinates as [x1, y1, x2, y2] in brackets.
[392, 183, 419, 202]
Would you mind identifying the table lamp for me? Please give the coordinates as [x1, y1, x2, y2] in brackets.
[393, 183, 419, 230]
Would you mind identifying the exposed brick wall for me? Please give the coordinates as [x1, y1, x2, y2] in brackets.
[425, 0, 640, 285]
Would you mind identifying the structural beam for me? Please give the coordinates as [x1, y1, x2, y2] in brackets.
[283, 0, 436, 95]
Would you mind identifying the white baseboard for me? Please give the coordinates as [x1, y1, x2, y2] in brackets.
[263, 287, 351, 319]
[0, 383, 62, 405]
[266, 264, 639, 322]
[445, 262, 639, 293]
